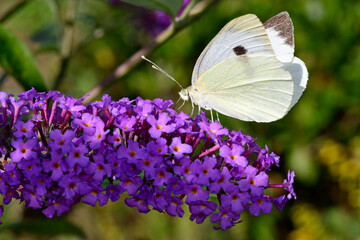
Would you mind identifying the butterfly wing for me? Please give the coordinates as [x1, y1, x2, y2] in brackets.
[264, 11, 295, 62]
[194, 55, 293, 122]
[264, 12, 308, 111]
[191, 14, 275, 85]
[283, 57, 308, 110]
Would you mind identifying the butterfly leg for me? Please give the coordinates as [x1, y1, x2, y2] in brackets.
[216, 112, 221, 124]
[175, 97, 181, 105]
[210, 109, 214, 122]
[190, 101, 194, 116]
[177, 100, 186, 110]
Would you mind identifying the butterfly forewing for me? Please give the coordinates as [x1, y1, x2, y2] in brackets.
[193, 55, 293, 122]
[191, 14, 275, 85]
[264, 11, 294, 63]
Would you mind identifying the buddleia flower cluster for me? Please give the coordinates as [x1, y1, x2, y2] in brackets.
[0, 89, 296, 230]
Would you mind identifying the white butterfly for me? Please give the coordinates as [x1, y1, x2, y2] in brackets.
[178, 12, 308, 122]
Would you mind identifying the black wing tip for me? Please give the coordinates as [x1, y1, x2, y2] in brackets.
[263, 11, 294, 47]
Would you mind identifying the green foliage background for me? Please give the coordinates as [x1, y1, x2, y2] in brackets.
[0, 0, 359, 239]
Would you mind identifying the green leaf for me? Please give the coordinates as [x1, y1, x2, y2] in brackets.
[121, 0, 183, 17]
[0, 219, 86, 238]
[0, 24, 47, 92]
[101, 177, 120, 189]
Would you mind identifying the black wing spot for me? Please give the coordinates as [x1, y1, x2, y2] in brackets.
[233, 45, 247, 56]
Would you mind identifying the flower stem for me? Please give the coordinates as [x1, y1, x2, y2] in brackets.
[0, 0, 28, 23]
[199, 144, 220, 158]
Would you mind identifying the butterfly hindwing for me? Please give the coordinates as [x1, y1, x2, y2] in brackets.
[283, 57, 308, 110]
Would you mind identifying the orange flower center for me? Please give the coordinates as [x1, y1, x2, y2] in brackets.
[73, 151, 80, 158]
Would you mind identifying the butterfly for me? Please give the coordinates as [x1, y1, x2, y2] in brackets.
[177, 11, 308, 122]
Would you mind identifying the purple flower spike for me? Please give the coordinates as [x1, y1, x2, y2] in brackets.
[0, 89, 295, 229]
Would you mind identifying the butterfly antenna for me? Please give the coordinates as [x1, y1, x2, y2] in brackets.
[141, 55, 184, 90]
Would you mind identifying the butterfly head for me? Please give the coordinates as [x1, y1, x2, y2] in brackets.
[179, 89, 189, 101]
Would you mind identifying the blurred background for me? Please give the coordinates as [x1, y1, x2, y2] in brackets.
[0, 0, 360, 239]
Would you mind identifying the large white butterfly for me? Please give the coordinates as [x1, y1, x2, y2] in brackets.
[178, 12, 308, 122]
